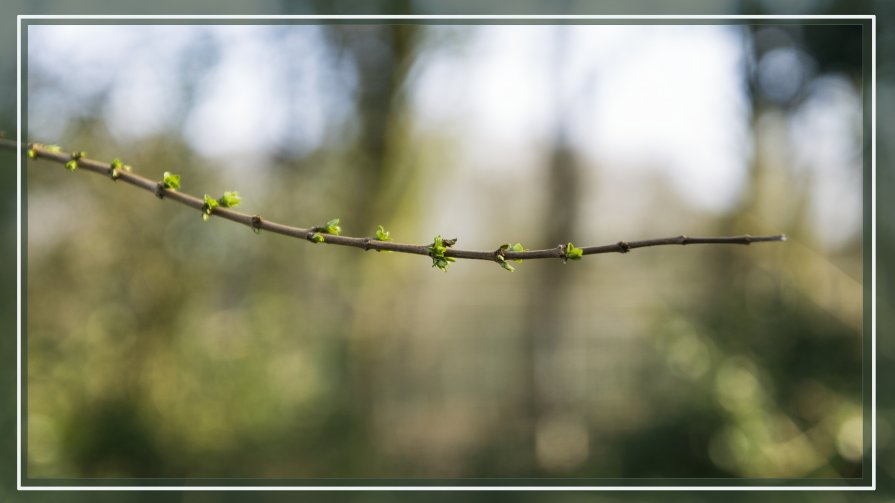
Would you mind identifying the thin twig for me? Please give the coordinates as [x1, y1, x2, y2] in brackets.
[6, 139, 786, 267]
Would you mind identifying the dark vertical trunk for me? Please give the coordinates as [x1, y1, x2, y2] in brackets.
[330, 23, 418, 230]
[517, 26, 585, 475]
[320, 22, 419, 474]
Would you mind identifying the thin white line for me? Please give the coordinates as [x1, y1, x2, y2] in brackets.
[870, 14, 877, 492]
[16, 13, 875, 492]
[16, 14, 875, 20]
[17, 485, 876, 491]
[16, 14, 22, 492]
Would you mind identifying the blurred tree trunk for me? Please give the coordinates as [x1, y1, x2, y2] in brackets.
[327, 23, 418, 230]
[320, 22, 419, 473]
[516, 26, 585, 475]
[518, 139, 581, 475]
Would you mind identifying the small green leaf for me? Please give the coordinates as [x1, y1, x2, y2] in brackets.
[564, 242, 583, 261]
[162, 171, 181, 190]
[322, 218, 341, 236]
[431, 235, 447, 255]
[375, 225, 391, 242]
[432, 256, 456, 272]
[27, 147, 36, 159]
[201, 194, 219, 221]
[495, 244, 517, 271]
[204, 194, 219, 210]
[109, 157, 121, 180]
[310, 232, 325, 243]
[67, 151, 84, 169]
[510, 242, 525, 262]
[110, 158, 123, 178]
[218, 191, 241, 208]
[428, 235, 455, 271]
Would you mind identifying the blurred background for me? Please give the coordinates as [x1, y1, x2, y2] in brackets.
[23, 20, 866, 483]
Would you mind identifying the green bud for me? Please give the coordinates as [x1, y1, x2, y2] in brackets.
[162, 171, 181, 190]
[428, 235, 455, 271]
[375, 225, 391, 242]
[201, 194, 219, 221]
[510, 243, 525, 262]
[322, 218, 341, 235]
[218, 191, 241, 208]
[564, 242, 583, 261]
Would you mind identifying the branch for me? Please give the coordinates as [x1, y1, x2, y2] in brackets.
[6, 139, 786, 271]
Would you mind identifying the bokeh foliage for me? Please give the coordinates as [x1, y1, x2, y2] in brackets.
[12, 11, 875, 500]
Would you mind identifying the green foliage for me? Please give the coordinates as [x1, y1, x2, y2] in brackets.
[28, 143, 63, 158]
[218, 191, 241, 208]
[374, 225, 392, 252]
[110, 158, 131, 179]
[110, 158, 122, 178]
[112, 158, 131, 171]
[564, 242, 584, 262]
[64, 151, 86, 172]
[428, 235, 456, 272]
[494, 243, 513, 272]
[495, 242, 525, 272]
[497, 257, 515, 272]
[201, 194, 219, 222]
[162, 171, 181, 190]
[202, 191, 241, 221]
[309, 218, 340, 243]
[321, 218, 341, 236]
